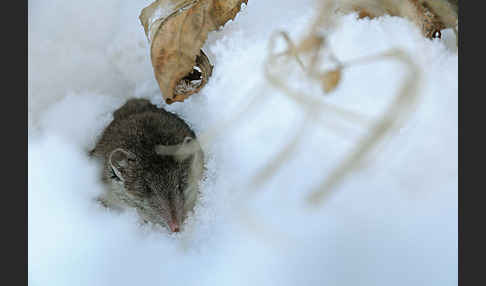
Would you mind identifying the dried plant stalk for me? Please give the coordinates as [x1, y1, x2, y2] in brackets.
[254, 0, 422, 208]
[307, 50, 420, 205]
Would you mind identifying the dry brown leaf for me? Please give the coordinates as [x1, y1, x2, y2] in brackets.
[321, 69, 341, 93]
[337, 0, 457, 39]
[211, 0, 249, 28]
[140, 0, 248, 104]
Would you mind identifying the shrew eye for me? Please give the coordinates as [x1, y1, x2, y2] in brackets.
[110, 168, 121, 181]
[177, 183, 184, 194]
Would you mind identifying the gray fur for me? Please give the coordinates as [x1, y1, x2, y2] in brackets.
[91, 98, 204, 232]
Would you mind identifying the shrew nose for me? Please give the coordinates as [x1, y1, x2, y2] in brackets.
[169, 221, 180, 233]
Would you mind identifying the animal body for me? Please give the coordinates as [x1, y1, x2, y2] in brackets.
[90, 98, 204, 233]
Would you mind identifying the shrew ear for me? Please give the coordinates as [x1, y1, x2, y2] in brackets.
[109, 148, 136, 182]
[155, 137, 200, 162]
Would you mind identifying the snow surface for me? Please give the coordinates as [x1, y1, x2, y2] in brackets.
[28, 1, 458, 285]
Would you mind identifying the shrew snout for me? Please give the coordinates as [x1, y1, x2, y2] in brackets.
[168, 220, 180, 233]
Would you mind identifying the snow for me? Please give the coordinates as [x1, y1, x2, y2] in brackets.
[28, 0, 457, 285]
